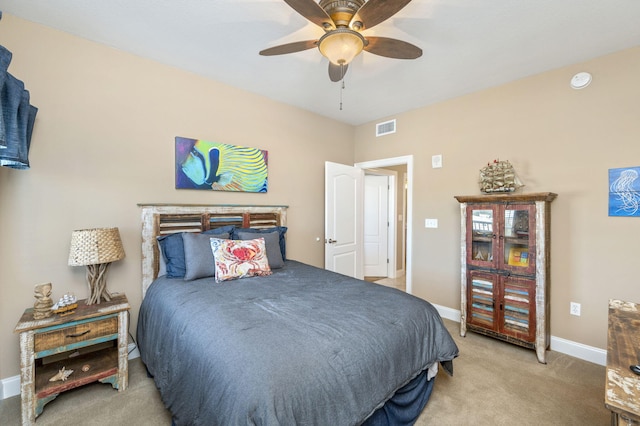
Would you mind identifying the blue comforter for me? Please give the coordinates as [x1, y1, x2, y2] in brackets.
[137, 260, 458, 425]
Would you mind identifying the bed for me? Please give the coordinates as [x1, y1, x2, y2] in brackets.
[136, 204, 458, 425]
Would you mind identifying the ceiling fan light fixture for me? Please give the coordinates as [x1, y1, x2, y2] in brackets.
[318, 28, 365, 66]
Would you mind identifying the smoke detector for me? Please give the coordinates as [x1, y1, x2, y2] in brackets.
[570, 72, 592, 90]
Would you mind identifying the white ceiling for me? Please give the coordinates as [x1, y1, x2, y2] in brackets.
[2, 0, 640, 125]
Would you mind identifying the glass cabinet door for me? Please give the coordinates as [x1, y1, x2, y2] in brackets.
[500, 204, 536, 274]
[467, 205, 497, 268]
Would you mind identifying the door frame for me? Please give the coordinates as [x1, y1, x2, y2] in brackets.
[364, 170, 397, 279]
[356, 155, 413, 294]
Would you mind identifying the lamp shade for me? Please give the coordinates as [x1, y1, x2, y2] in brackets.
[318, 29, 365, 66]
[68, 227, 125, 266]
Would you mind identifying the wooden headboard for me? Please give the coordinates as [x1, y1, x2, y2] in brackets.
[138, 204, 288, 298]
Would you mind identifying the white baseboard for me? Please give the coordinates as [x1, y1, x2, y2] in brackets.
[430, 303, 606, 366]
[2, 343, 140, 400]
[433, 303, 462, 323]
[550, 335, 606, 366]
[128, 342, 140, 361]
[1, 374, 20, 400]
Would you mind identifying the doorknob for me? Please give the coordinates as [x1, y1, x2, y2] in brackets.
[326, 238, 337, 244]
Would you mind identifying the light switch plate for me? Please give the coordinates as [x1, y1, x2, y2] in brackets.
[432, 155, 443, 168]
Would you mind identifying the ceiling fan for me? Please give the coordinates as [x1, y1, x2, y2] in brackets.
[259, 0, 422, 82]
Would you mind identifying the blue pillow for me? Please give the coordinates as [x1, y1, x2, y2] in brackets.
[182, 232, 229, 280]
[232, 226, 287, 260]
[237, 231, 284, 269]
[158, 225, 235, 278]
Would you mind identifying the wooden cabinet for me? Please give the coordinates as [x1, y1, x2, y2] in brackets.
[14, 294, 130, 425]
[455, 193, 556, 363]
[605, 299, 640, 424]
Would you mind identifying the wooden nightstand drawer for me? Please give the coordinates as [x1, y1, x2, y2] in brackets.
[34, 315, 118, 355]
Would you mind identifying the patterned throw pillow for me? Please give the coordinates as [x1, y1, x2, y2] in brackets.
[211, 237, 272, 282]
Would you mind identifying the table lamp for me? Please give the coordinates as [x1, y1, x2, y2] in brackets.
[68, 227, 125, 305]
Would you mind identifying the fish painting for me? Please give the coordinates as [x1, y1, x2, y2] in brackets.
[175, 137, 268, 192]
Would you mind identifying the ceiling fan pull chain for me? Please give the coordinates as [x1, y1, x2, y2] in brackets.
[339, 63, 346, 111]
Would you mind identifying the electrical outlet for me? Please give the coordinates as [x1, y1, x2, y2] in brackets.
[431, 155, 443, 168]
[570, 302, 581, 316]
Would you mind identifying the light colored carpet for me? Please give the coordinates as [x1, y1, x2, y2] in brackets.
[0, 319, 609, 425]
[420, 320, 608, 425]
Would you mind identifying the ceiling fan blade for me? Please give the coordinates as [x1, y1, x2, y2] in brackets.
[328, 62, 349, 82]
[351, 0, 412, 30]
[260, 40, 318, 56]
[351, 0, 413, 30]
[364, 37, 422, 59]
[284, 0, 335, 30]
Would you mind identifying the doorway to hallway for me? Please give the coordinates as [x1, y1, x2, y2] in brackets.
[357, 156, 413, 294]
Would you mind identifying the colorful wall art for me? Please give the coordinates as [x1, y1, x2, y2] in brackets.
[175, 136, 268, 192]
[608, 166, 640, 217]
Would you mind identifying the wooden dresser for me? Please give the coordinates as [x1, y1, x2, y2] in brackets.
[606, 299, 640, 425]
[14, 294, 130, 425]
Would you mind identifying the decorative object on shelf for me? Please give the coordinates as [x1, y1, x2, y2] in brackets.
[33, 283, 53, 319]
[68, 227, 125, 305]
[608, 166, 640, 217]
[479, 159, 524, 193]
[49, 367, 73, 382]
[507, 247, 529, 266]
[51, 293, 78, 316]
[175, 136, 268, 193]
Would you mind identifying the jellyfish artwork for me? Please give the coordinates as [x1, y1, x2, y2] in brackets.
[609, 168, 640, 216]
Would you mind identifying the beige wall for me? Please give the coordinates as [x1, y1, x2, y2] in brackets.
[354, 46, 640, 350]
[2, 12, 639, 382]
[0, 15, 354, 379]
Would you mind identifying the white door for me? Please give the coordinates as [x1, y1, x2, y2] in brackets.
[324, 161, 364, 279]
[364, 175, 389, 277]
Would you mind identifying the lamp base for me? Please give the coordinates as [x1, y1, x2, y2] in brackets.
[85, 263, 113, 305]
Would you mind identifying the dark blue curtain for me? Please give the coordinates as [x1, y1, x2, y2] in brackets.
[1, 11, 38, 170]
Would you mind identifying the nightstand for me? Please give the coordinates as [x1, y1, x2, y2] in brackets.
[14, 293, 130, 425]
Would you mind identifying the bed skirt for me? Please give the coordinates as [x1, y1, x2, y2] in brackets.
[362, 368, 435, 425]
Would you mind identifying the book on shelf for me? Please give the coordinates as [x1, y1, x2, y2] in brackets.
[507, 247, 529, 266]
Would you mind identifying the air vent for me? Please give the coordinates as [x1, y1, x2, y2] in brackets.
[376, 119, 396, 137]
